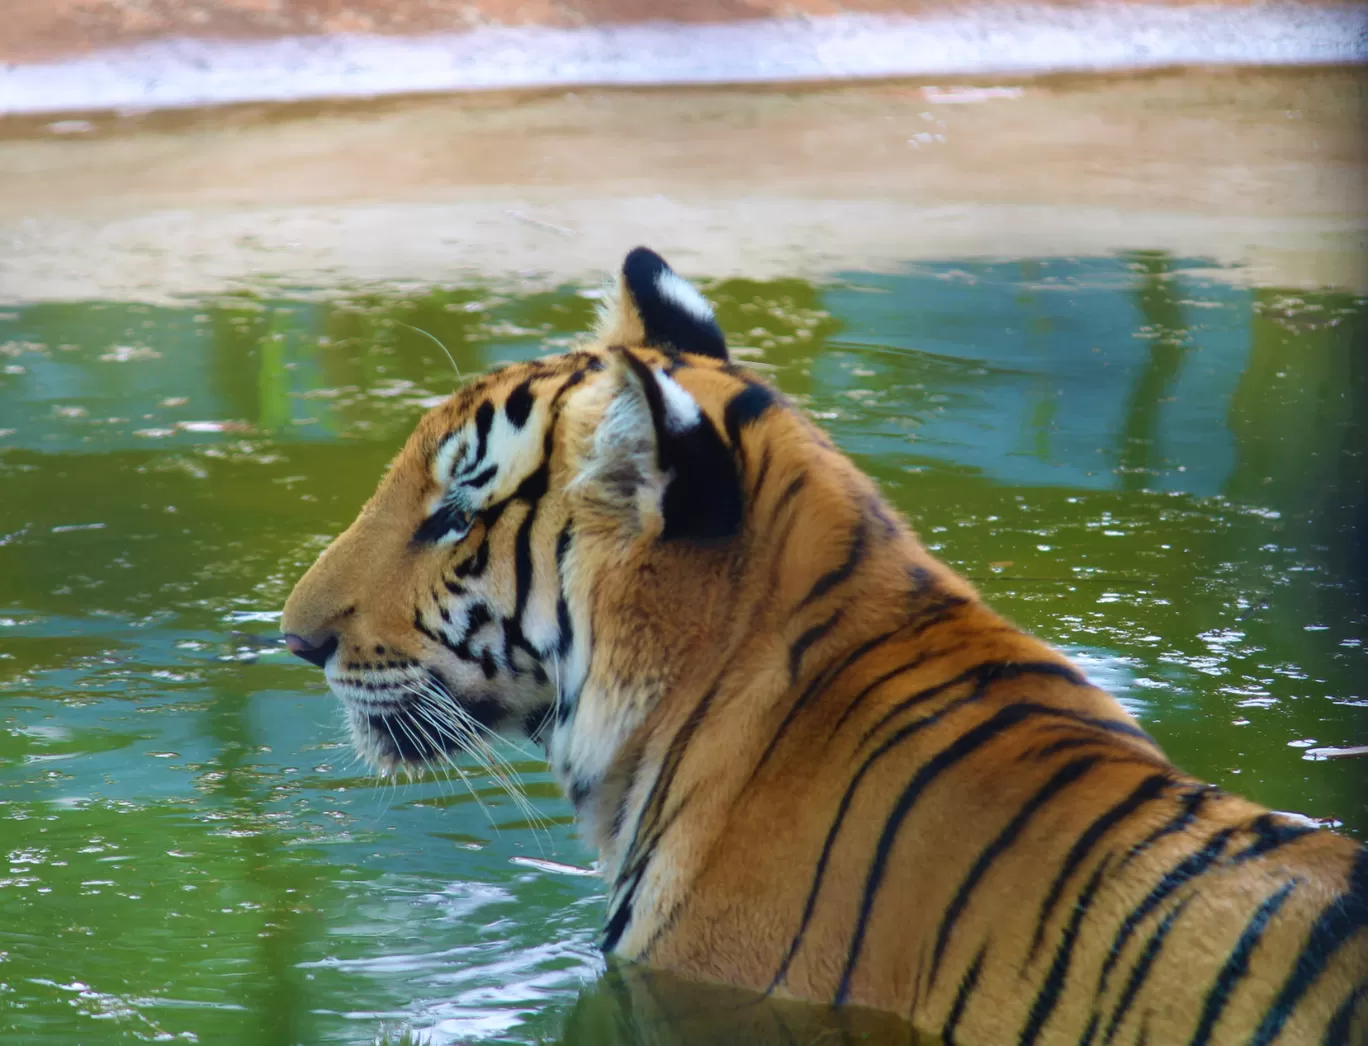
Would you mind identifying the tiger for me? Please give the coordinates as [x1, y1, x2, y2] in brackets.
[281, 247, 1368, 1046]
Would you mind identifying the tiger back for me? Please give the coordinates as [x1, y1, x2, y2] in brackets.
[281, 247, 1368, 1046]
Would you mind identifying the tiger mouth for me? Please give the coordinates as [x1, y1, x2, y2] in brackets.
[345, 697, 505, 769]
[331, 674, 550, 775]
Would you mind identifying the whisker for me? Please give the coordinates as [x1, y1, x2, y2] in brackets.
[403, 679, 552, 844]
[406, 697, 532, 835]
[426, 698, 541, 819]
[397, 321, 462, 381]
[401, 705, 498, 827]
[374, 716, 406, 815]
[399, 681, 516, 817]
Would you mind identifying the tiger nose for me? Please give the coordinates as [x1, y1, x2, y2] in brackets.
[284, 633, 339, 669]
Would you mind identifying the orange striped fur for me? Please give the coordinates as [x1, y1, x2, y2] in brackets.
[282, 249, 1367, 1046]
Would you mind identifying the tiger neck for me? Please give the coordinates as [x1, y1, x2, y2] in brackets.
[552, 480, 992, 956]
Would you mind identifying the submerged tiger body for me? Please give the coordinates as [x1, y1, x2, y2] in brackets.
[282, 248, 1367, 1045]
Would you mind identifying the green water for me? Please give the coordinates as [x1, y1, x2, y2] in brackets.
[0, 254, 1364, 1045]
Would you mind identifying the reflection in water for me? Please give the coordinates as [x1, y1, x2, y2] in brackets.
[0, 258, 1365, 1045]
[202, 681, 319, 1045]
[557, 963, 928, 1046]
[1227, 287, 1368, 605]
[1117, 251, 1192, 491]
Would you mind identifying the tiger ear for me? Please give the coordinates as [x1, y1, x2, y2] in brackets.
[597, 247, 728, 361]
[576, 349, 742, 542]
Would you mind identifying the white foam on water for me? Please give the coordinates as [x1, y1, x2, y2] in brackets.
[1, 6, 1365, 116]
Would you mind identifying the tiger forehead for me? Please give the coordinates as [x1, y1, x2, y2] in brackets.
[415, 354, 599, 493]
[414, 348, 749, 496]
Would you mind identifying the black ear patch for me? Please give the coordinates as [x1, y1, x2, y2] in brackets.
[622, 247, 728, 361]
[618, 350, 742, 542]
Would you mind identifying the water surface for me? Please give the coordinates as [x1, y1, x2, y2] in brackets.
[1, 253, 1364, 1044]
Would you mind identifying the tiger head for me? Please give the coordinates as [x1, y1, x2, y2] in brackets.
[281, 248, 878, 845]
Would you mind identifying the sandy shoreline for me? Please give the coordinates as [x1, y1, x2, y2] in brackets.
[1, 68, 1363, 302]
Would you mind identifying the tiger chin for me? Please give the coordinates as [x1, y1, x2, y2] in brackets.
[282, 247, 1366, 1046]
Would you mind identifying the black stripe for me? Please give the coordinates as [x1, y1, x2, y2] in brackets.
[502, 473, 544, 671]
[1019, 858, 1113, 1046]
[1189, 880, 1299, 1046]
[1097, 828, 1236, 993]
[1117, 784, 1214, 870]
[1029, 773, 1172, 961]
[1019, 734, 1107, 761]
[1102, 897, 1191, 1045]
[512, 462, 549, 505]
[788, 609, 842, 683]
[868, 497, 899, 538]
[930, 755, 1104, 985]
[465, 463, 499, 489]
[603, 685, 721, 952]
[611, 743, 645, 840]
[942, 947, 986, 1046]
[859, 660, 1088, 751]
[751, 626, 903, 782]
[472, 400, 495, 463]
[555, 596, 573, 658]
[601, 868, 643, 953]
[616, 350, 670, 472]
[723, 381, 776, 448]
[848, 659, 992, 748]
[905, 590, 969, 636]
[457, 603, 491, 640]
[752, 446, 773, 503]
[434, 430, 458, 473]
[510, 466, 549, 621]
[827, 649, 940, 739]
[1079, 1013, 1100, 1046]
[504, 379, 534, 428]
[770, 699, 1154, 997]
[554, 520, 575, 663]
[1250, 846, 1368, 1046]
[411, 501, 474, 546]
[766, 688, 985, 993]
[479, 496, 510, 531]
[800, 518, 869, 609]
[775, 473, 806, 514]
[413, 609, 461, 659]
[636, 894, 690, 964]
[453, 537, 489, 578]
[1230, 813, 1320, 864]
[512, 511, 536, 624]
[413, 601, 499, 679]
[1323, 986, 1365, 1046]
[836, 702, 1086, 1004]
[544, 365, 589, 428]
[555, 521, 572, 568]
[601, 784, 695, 954]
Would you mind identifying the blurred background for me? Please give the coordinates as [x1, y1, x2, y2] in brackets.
[1, 3, 1365, 1044]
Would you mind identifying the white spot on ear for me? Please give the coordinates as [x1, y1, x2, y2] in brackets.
[655, 269, 714, 323]
[655, 370, 702, 433]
